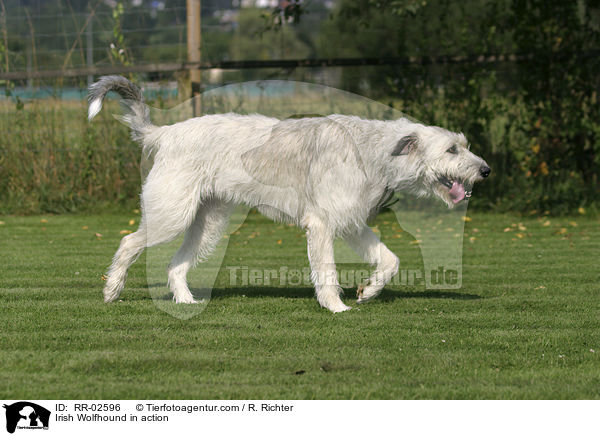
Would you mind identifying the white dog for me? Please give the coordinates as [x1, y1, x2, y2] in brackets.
[88, 76, 490, 313]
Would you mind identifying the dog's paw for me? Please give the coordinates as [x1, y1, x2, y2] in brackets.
[103, 293, 119, 303]
[318, 287, 352, 313]
[356, 284, 381, 304]
[328, 301, 352, 313]
[103, 286, 121, 303]
[333, 304, 352, 313]
[173, 293, 198, 304]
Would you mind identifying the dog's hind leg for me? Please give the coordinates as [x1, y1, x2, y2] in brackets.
[344, 226, 399, 303]
[103, 228, 147, 302]
[103, 212, 190, 303]
[303, 214, 351, 313]
[167, 199, 232, 303]
[104, 174, 204, 302]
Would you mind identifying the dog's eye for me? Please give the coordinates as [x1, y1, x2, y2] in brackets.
[446, 145, 458, 154]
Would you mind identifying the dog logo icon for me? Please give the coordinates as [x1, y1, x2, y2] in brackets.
[3, 402, 50, 433]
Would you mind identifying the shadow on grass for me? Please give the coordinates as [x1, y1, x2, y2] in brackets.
[146, 283, 482, 301]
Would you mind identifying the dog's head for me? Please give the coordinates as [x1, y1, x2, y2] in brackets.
[385, 121, 490, 207]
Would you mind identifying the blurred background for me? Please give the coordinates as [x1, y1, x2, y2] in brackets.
[1, 0, 599, 215]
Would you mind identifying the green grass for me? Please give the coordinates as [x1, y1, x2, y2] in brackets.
[0, 211, 599, 399]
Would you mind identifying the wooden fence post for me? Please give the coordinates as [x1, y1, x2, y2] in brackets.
[187, 0, 202, 117]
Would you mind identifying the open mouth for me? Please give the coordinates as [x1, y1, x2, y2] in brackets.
[439, 176, 472, 203]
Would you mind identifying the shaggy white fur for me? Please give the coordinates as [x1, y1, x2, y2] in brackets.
[88, 76, 490, 313]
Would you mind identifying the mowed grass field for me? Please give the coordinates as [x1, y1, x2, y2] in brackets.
[0, 210, 599, 399]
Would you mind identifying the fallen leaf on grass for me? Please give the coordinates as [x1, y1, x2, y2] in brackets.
[120, 230, 132, 235]
[320, 363, 332, 372]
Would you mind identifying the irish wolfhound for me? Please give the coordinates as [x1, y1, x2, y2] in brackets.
[88, 76, 490, 313]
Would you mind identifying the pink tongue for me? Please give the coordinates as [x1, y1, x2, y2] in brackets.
[449, 181, 466, 203]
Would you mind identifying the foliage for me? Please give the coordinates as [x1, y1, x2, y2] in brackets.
[230, 8, 312, 61]
[109, 2, 132, 66]
[0, 100, 140, 214]
[261, 0, 306, 32]
[316, 0, 600, 213]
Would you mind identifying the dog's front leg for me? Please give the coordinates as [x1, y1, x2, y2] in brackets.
[345, 226, 399, 303]
[303, 215, 351, 313]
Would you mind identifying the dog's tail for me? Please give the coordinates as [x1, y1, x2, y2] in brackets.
[87, 75, 154, 140]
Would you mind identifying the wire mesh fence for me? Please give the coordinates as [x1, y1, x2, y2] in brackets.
[0, 0, 333, 94]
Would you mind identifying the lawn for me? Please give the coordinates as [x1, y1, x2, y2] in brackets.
[0, 210, 599, 399]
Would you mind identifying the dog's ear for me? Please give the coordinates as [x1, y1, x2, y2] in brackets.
[391, 134, 419, 156]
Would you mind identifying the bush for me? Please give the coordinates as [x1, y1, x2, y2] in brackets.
[0, 99, 141, 214]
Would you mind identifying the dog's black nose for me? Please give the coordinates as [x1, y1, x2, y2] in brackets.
[480, 165, 491, 178]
